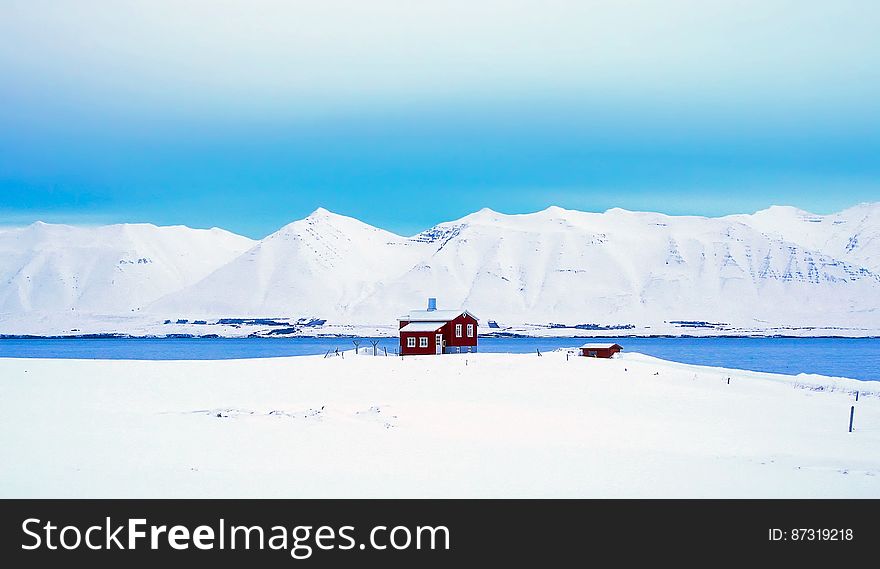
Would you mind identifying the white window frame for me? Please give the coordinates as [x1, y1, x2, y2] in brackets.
[455, 323, 462, 337]
[406, 337, 415, 348]
[467, 323, 474, 337]
[419, 336, 429, 348]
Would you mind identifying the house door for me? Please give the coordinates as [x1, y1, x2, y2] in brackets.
[435, 334, 443, 354]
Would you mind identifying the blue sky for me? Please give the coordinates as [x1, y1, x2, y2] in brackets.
[1, 0, 879, 238]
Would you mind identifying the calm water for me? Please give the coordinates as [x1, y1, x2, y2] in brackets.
[0, 336, 877, 381]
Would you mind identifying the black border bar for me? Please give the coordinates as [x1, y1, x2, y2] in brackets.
[1, 499, 876, 566]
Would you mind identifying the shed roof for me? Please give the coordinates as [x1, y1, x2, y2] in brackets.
[399, 309, 479, 322]
[579, 343, 623, 350]
[400, 321, 447, 332]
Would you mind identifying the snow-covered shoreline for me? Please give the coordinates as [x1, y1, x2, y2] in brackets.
[2, 318, 879, 339]
[1, 350, 878, 498]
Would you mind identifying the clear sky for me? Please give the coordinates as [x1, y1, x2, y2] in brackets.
[1, 0, 878, 238]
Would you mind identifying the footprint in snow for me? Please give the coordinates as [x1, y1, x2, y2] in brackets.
[356, 405, 398, 429]
[191, 408, 255, 419]
[268, 406, 325, 420]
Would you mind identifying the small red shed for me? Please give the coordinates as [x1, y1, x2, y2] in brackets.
[579, 343, 622, 358]
[399, 298, 478, 355]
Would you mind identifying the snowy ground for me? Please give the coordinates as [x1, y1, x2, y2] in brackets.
[1, 350, 878, 498]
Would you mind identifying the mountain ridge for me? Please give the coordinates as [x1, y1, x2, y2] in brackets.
[1, 203, 879, 332]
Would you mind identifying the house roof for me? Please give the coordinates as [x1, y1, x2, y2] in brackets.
[398, 309, 479, 322]
[399, 321, 447, 332]
[579, 343, 623, 350]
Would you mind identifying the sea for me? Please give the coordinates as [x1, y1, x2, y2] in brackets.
[0, 336, 878, 382]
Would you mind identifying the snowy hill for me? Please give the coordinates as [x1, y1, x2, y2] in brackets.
[1, 204, 879, 335]
[0, 222, 254, 317]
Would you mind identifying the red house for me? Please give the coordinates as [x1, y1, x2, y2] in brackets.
[399, 298, 478, 355]
[579, 343, 622, 358]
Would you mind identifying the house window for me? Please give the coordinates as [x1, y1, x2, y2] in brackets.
[419, 336, 428, 348]
[588, 350, 597, 357]
[407, 337, 415, 348]
[467, 324, 474, 337]
[455, 324, 462, 337]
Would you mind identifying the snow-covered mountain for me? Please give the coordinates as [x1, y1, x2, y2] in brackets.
[150, 203, 880, 330]
[734, 203, 880, 272]
[340, 205, 880, 327]
[2, 204, 879, 335]
[149, 208, 431, 318]
[0, 222, 254, 315]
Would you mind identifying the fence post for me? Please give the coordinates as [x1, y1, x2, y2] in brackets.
[855, 390, 859, 402]
[849, 406, 855, 433]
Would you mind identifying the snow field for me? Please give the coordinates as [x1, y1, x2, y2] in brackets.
[1, 351, 878, 498]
